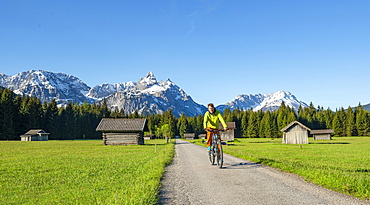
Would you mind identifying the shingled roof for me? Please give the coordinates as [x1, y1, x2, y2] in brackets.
[280, 121, 311, 132]
[96, 118, 147, 132]
[23, 129, 49, 135]
[310, 129, 334, 134]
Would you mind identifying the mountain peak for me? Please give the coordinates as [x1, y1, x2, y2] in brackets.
[1, 70, 310, 116]
[137, 71, 157, 86]
[146, 71, 154, 77]
[217, 90, 308, 112]
[2, 69, 91, 104]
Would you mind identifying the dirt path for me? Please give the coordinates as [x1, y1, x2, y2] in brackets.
[159, 139, 369, 205]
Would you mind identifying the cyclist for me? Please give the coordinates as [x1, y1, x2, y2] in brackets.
[203, 103, 228, 154]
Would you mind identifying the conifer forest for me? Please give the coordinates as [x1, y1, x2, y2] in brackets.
[1, 87, 369, 140]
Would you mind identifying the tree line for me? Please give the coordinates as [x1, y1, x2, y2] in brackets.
[160, 101, 370, 139]
[1, 87, 369, 140]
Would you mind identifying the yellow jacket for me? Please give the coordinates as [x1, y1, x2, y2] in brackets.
[203, 110, 228, 129]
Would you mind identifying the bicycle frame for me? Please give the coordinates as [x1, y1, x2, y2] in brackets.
[206, 129, 224, 168]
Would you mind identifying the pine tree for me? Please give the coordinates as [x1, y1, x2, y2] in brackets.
[270, 112, 279, 138]
[332, 108, 346, 136]
[314, 107, 325, 129]
[194, 115, 204, 136]
[100, 98, 110, 118]
[43, 99, 59, 140]
[223, 108, 232, 122]
[287, 110, 297, 124]
[231, 109, 242, 137]
[241, 111, 249, 137]
[28, 96, 43, 129]
[323, 108, 334, 129]
[0, 88, 17, 140]
[62, 102, 76, 140]
[177, 113, 188, 137]
[247, 111, 258, 138]
[146, 114, 157, 135]
[346, 106, 356, 136]
[260, 111, 272, 138]
[355, 104, 369, 136]
[161, 109, 176, 138]
[277, 102, 288, 132]
[332, 113, 341, 136]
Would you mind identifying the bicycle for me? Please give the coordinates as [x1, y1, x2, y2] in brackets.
[205, 129, 225, 168]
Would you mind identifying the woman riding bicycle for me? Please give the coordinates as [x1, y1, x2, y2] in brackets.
[203, 103, 228, 154]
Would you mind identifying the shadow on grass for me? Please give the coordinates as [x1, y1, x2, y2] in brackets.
[255, 158, 278, 165]
[356, 169, 370, 173]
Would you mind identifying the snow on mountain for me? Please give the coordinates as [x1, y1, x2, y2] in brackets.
[0, 70, 93, 105]
[216, 91, 308, 112]
[136, 71, 157, 89]
[86, 81, 135, 100]
[0, 70, 309, 116]
[96, 72, 207, 117]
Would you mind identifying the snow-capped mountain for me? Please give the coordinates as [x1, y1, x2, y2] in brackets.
[86, 81, 136, 100]
[0, 70, 93, 105]
[94, 72, 207, 116]
[216, 91, 308, 112]
[0, 70, 309, 116]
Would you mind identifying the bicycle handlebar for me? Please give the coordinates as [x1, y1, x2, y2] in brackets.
[205, 128, 228, 132]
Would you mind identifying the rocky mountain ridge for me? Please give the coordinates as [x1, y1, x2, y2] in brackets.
[0, 70, 310, 116]
[216, 91, 308, 112]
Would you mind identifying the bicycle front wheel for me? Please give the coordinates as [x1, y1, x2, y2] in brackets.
[216, 140, 223, 168]
[209, 147, 215, 165]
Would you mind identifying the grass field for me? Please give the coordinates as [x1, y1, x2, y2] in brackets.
[0, 139, 174, 204]
[2, 137, 369, 204]
[194, 137, 370, 200]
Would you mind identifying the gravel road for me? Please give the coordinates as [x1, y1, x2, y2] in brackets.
[159, 139, 369, 205]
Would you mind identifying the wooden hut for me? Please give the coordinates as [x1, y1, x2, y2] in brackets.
[20, 129, 49, 141]
[144, 134, 156, 140]
[96, 118, 147, 145]
[281, 121, 311, 144]
[219, 122, 236, 142]
[311, 129, 334, 140]
[184, 133, 195, 140]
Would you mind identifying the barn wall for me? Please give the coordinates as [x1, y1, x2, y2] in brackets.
[221, 129, 235, 141]
[282, 124, 309, 144]
[30, 135, 48, 141]
[184, 133, 195, 140]
[313, 134, 331, 140]
[103, 132, 144, 145]
[21, 136, 30, 141]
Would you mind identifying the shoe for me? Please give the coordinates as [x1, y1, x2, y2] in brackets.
[207, 146, 211, 151]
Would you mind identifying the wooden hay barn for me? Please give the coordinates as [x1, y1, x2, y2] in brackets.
[198, 134, 206, 139]
[281, 121, 311, 144]
[184, 133, 195, 140]
[144, 134, 156, 140]
[96, 118, 148, 145]
[219, 122, 236, 142]
[311, 129, 334, 140]
[20, 129, 49, 141]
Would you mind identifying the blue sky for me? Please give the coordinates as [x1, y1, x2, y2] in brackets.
[1, 0, 369, 110]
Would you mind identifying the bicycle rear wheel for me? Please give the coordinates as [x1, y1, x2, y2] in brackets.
[216, 140, 223, 168]
[208, 148, 215, 165]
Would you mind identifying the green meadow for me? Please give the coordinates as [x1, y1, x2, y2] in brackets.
[0, 140, 174, 205]
[2, 137, 369, 204]
[194, 137, 370, 200]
